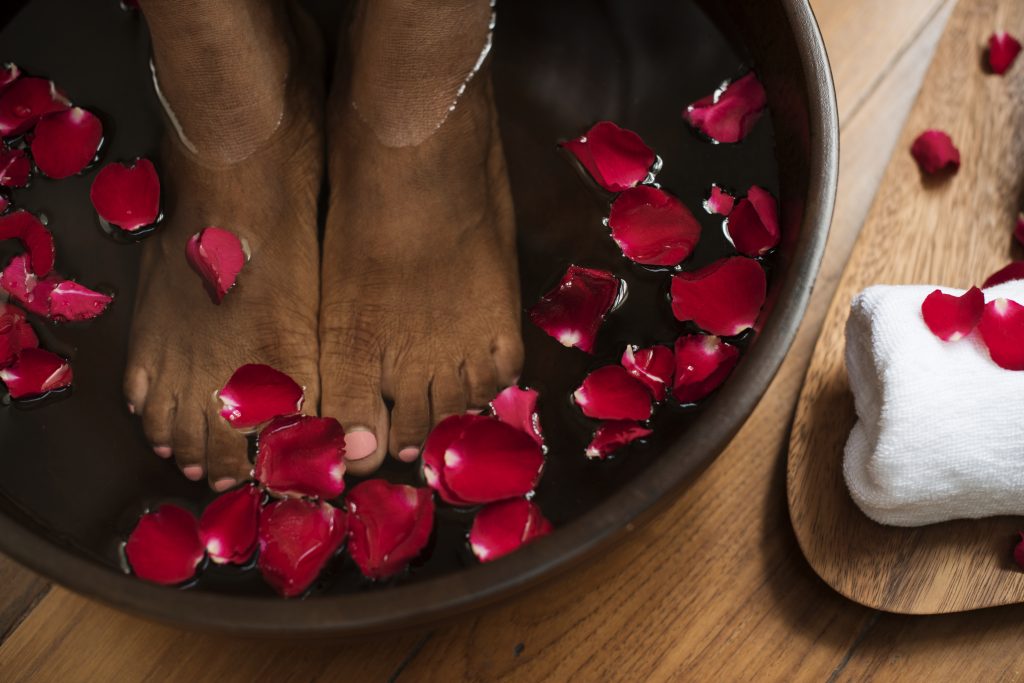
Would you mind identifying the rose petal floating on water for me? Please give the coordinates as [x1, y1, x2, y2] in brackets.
[528, 265, 621, 353]
[185, 226, 246, 304]
[670, 256, 766, 336]
[217, 363, 304, 430]
[255, 415, 346, 499]
[0, 303, 37, 368]
[124, 504, 204, 586]
[89, 158, 161, 232]
[989, 31, 1022, 75]
[725, 186, 780, 256]
[984, 261, 1024, 288]
[199, 483, 260, 565]
[0, 64, 20, 93]
[0, 347, 72, 398]
[0, 210, 54, 275]
[585, 420, 653, 460]
[920, 287, 984, 342]
[672, 334, 740, 403]
[47, 281, 113, 322]
[620, 344, 674, 401]
[683, 72, 767, 144]
[422, 414, 545, 506]
[978, 298, 1024, 370]
[1, 253, 110, 322]
[30, 107, 103, 179]
[0, 255, 40, 313]
[0, 145, 30, 188]
[608, 185, 702, 266]
[346, 479, 435, 580]
[489, 385, 543, 446]
[0, 77, 70, 138]
[257, 498, 347, 598]
[560, 120, 656, 192]
[704, 184, 735, 216]
[910, 130, 960, 175]
[469, 498, 552, 563]
[573, 365, 653, 421]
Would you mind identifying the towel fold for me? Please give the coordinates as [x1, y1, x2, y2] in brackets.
[843, 280, 1024, 526]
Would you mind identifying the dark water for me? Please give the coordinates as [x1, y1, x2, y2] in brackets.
[0, 0, 778, 597]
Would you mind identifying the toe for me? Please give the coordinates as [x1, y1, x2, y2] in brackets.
[205, 410, 252, 489]
[462, 352, 498, 409]
[124, 365, 150, 416]
[172, 403, 208, 481]
[493, 334, 524, 387]
[141, 388, 176, 456]
[388, 372, 431, 462]
[431, 366, 467, 422]
[320, 339, 389, 477]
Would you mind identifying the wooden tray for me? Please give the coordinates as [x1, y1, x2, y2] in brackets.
[787, 0, 1024, 614]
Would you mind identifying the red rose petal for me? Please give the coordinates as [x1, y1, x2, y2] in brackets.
[217, 363, 304, 430]
[0, 145, 30, 188]
[0, 77, 70, 138]
[910, 130, 960, 175]
[608, 185, 702, 266]
[0, 254, 109, 322]
[0, 210, 54, 276]
[421, 414, 488, 505]
[703, 184, 735, 216]
[920, 286, 984, 341]
[185, 226, 247, 304]
[124, 504, 204, 586]
[560, 120, 657, 192]
[989, 31, 1022, 75]
[984, 262, 1024, 288]
[346, 479, 435, 580]
[725, 186, 780, 256]
[620, 344, 674, 401]
[0, 347, 71, 398]
[573, 365, 653, 421]
[89, 158, 161, 232]
[683, 72, 767, 144]
[490, 386, 543, 446]
[528, 265, 621, 353]
[257, 498, 347, 597]
[672, 334, 740, 403]
[0, 255, 40, 313]
[198, 484, 260, 565]
[254, 415, 346, 499]
[0, 303, 38, 368]
[47, 281, 113, 322]
[978, 298, 1024, 370]
[584, 420, 653, 460]
[0, 63, 20, 93]
[469, 498, 552, 563]
[670, 256, 766, 336]
[30, 107, 103, 179]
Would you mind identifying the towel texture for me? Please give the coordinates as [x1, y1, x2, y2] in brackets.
[844, 280, 1024, 526]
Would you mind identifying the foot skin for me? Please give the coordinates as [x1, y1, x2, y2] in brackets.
[320, 64, 524, 475]
[124, 6, 324, 490]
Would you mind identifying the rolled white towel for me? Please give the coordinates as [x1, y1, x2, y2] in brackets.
[843, 279, 1024, 527]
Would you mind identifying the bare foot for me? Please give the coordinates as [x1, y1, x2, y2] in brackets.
[320, 0, 524, 474]
[123, 0, 323, 490]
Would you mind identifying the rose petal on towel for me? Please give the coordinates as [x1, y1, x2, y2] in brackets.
[185, 226, 247, 304]
[124, 504, 204, 586]
[89, 158, 161, 232]
[346, 479, 435, 580]
[608, 185, 702, 266]
[584, 420, 653, 460]
[920, 287, 984, 342]
[528, 265, 621, 353]
[0, 210, 54, 276]
[978, 298, 1024, 371]
[703, 184, 735, 216]
[573, 365, 653, 421]
[910, 130, 960, 175]
[198, 483, 260, 565]
[672, 334, 740, 403]
[0, 347, 72, 398]
[254, 415, 346, 499]
[217, 363, 304, 430]
[560, 121, 656, 192]
[670, 256, 766, 336]
[489, 386, 543, 446]
[0, 145, 30, 188]
[0, 63, 20, 93]
[683, 72, 767, 144]
[47, 281, 113, 322]
[469, 498, 552, 563]
[725, 186, 780, 256]
[0, 303, 37, 368]
[0, 77, 70, 138]
[257, 498, 347, 598]
[620, 344, 674, 401]
[30, 107, 103, 179]
[988, 31, 1022, 75]
[983, 262, 1024, 288]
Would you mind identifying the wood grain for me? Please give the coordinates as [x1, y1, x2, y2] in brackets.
[788, 0, 1024, 614]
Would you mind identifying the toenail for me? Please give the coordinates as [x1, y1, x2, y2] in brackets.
[182, 465, 204, 481]
[398, 447, 420, 462]
[345, 428, 377, 461]
[127, 402, 135, 415]
[213, 477, 236, 492]
[466, 408, 484, 415]
[153, 446, 172, 459]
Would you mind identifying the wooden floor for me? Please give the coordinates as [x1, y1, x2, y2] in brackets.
[5, 0, 1021, 680]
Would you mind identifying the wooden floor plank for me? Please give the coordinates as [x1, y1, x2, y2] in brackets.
[0, 556, 48, 645]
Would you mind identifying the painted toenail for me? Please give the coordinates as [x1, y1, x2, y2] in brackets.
[213, 477, 236, 492]
[345, 428, 377, 460]
[466, 408, 484, 415]
[398, 447, 420, 462]
[153, 446, 172, 459]
[182, 465, 204, 481]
